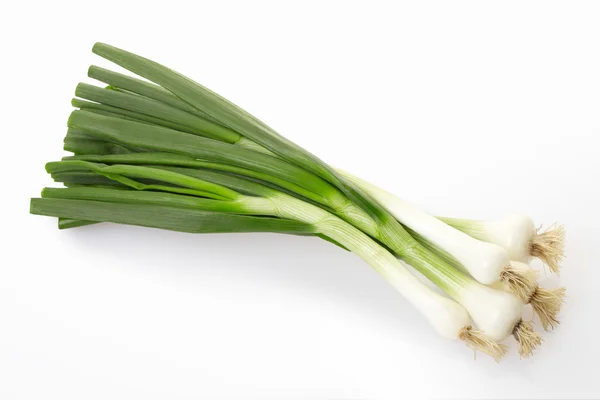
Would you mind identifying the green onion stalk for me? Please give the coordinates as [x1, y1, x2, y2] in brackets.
[72, 66, 545, 303]
[33, 42, 547, 357]
[73, 58, 552, 303]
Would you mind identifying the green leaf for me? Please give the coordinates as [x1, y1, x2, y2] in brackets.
[42, 186, 249, 214]
[68, 110, 342, 207]
[72, 98, 195, 133]
[31, 198, 317, 235]
[65, 152, 322, 203]
[88, 65, 218, 122]
[46, 160, 241, 201]
[64, 128, 144, 154]
[64, 137, 133, 155]
[53, 171, 126, 187]
[75, 83, 241, 143]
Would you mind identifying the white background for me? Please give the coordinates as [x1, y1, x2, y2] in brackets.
[2, 1, 600, 399]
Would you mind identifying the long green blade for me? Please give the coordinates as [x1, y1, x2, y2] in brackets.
[68, 110, 342, 207]
[147, 166, 276, 198]
[42, 186, 249, 214]
[75, 83, 241, 143]
[64, 128, 144, 154]
[66, 128, 99, 140]
[64, 137, 133, 155]
[55, 214, 347, 252]
[88, 65, 218, 122]
[46, 160, 241, 201]
[72, 98, 196, 133]
[65, 152, 320, 202]
[47, 187, 346, 251]
[53, 171, 125, 187]
[149, 165, 333, 212]
[31, 198, 316, 235]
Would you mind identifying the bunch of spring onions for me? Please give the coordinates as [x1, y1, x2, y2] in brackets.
[30, 43, 566, 361]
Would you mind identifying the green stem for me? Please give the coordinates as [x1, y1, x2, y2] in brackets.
[32, 198, 316, 235]
[42, 187, 250, 214]
[64, 136, 134, 155]
[76, 83, 241, 143]
[67, 110, 347, 209]
[72, 98, 196, 133]
[46, 160, 241, 201]
[88, 65, 219, 122]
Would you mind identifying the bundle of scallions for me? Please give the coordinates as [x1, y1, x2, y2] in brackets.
[30, 43, 566, 361]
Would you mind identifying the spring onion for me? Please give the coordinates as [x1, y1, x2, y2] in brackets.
[27, 42, 561, 359]
[63, 110, 540, 354]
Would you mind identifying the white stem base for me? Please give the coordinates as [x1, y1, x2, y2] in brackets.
[458, 282, 524, 341]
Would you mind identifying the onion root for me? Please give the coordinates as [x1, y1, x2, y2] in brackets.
[529, 287, 566, 331]
[530, 223, 565, 274]
[512, 319, 543, 358]
[459, 326, 508, 362]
